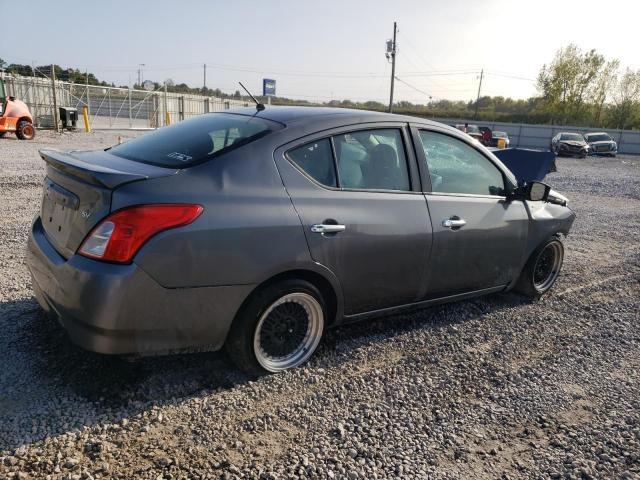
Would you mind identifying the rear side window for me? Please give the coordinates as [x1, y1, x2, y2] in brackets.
[287, 128, 411, 192]
[288, 139, 337, 187]
[334, 129, 410, 191]
[109, 113, 282, 168]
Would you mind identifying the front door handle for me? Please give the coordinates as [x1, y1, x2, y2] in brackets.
[311, 224, 346, 234]
[442, 218, 466, 229]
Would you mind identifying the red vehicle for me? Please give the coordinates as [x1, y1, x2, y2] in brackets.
[0, 78, 35, 140]
[479, 126, 492, 146]
[454, 123, 482, 143]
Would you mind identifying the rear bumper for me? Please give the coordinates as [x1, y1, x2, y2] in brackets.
[26, 216, 255, 355]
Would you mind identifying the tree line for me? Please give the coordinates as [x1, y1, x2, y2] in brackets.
[1, 46, 639, 129]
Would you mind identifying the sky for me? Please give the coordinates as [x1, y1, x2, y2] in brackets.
[3, 0, 639, 104]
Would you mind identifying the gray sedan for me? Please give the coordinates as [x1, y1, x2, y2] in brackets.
[26, 107, 575, 374]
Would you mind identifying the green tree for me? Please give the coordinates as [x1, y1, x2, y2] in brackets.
[609, 69, 640, 129]
[537, 45, 611, 124]
[591, 59, 619, 125]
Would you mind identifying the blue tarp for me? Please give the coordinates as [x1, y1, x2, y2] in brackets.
[491, 148, 556, 184]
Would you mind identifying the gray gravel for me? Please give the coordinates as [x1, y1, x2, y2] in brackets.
[1, 131, 639, 479]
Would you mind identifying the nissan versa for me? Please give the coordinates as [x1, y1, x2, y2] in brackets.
[26, 107, 576, 374]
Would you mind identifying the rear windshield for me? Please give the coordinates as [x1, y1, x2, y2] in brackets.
[109, 113, 282, 167]
[493, 131, 507, 138]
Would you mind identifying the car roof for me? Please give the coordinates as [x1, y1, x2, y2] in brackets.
[558, 132, 583, 135]
[223, 105, 448, 129]
[585, 131, 607, 135]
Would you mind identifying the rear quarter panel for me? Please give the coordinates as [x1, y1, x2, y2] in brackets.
[110, 138, 318, 289]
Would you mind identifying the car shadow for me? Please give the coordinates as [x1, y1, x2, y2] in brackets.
[0, 291, 534, 452]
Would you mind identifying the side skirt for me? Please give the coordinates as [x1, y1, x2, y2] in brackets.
[339, 285, 507, 324]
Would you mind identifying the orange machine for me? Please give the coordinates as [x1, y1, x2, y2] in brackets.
[0, 78, 35, 140]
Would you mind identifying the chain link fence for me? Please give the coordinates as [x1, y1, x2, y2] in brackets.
[3, 74, 251, 130]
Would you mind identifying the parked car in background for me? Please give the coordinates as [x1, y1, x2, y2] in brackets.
[491, 131, 510, 148]
[26, 107, 575, 375]
[479, 126, 492, 146]
[455, 123, 483, 143]
[584, 132, 617, 157]
[551, 132, 589, 158]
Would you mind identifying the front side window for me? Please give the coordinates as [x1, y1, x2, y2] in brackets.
[110, 113, 281, 167]
[333, 129, 410, 191]
[418, 130, 505, 196]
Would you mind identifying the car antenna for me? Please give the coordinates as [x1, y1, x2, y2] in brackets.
[238, 82, 265, 111]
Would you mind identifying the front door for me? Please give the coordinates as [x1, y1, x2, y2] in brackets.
[414, 128, 529, 296]
[275, 126, 433, 315]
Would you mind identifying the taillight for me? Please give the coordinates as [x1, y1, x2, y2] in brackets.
[78, 204, 203, 263]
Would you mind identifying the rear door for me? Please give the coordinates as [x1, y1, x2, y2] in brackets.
[412, 126, 528, 296]
[274, 124, 432, 315]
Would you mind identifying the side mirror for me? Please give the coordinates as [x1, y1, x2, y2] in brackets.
[508, 181, 551, 202]
[526, 182, 550, 202]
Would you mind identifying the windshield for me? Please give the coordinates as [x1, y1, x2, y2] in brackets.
[493, 131, 507, 138]
[560, 133, 584, 142]
[585, 133, 611, 142]
[110, 113, 282, 167]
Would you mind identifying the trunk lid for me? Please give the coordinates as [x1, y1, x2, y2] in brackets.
[39, 149, 178, 258]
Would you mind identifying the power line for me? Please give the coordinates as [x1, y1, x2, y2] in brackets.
[485, 71, 537, 82]
[394, 76, 431, 99]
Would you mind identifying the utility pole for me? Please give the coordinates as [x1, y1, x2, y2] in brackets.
[137, 64, 145, 87]
[51, 64, 59, 132]
[474, 68, 484, 120]
[387, 21, 397, 113]
[203, 63, 207, 90]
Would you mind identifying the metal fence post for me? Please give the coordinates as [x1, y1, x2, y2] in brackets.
[516, 124, 523, 148]
[31, 67, 39, 127]
[51, 65, 59, 132]
[104, 88, 109, 127]
[128, 87, 132, 128]
[86, 71, 91, 116]
[164, 83, 169, 126]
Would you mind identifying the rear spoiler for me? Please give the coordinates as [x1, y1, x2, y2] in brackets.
[39, 149, 177, 189]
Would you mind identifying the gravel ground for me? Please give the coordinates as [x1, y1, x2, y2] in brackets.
[0, 130, 639, 479]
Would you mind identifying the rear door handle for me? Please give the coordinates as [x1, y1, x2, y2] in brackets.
[442, 218, 466, 229]
[311, 224, 346, 234]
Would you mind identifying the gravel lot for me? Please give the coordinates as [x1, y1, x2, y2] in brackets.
[1, 130, 639, 479]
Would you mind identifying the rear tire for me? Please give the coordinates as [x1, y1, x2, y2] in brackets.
[16, 120, 35, 140]
[225, 279, 326, 375]
[515, 238, 564, 298]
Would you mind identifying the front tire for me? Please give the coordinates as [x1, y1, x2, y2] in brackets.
[225, 279, 326, 375]
[515, 238, 564, 298]
[16, 120, 35, 140]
